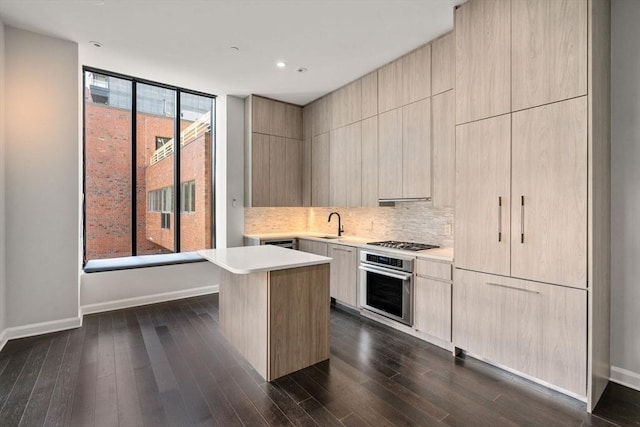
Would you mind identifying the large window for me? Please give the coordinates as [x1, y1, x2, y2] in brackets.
[83, 68, 215, 262]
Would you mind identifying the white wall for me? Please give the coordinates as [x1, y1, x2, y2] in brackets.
[4, 27, 80, 329]
[226, 96, 245, 248]
[80, 262, 220, 312]
[611, 0, 640, 390]
[0, 20, 6, 337]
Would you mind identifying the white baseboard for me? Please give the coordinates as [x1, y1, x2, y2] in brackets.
[0, 330, 7, 353]
[2, 316, 83, 343]
[610, 366, 640, 392]
[81, 284, 219, 315]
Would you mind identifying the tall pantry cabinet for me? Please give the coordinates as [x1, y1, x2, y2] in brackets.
[453, 0, 610, 412]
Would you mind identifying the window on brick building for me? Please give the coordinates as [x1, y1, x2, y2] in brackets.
[181, 181, 196, 214]
[83, 68, 215, 263]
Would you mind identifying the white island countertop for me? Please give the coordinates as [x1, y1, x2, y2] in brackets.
[198, 245, 332, 274]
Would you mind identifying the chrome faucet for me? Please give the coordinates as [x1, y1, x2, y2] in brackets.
[328, 212, 344, 237]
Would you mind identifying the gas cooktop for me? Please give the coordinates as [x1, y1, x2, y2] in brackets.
[366, 240, 440, 251]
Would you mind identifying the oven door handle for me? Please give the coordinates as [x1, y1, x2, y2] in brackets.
[358, 265, 412, 281]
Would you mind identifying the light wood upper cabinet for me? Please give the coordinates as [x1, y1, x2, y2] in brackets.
[302, 138, 312, 207]
[328, 244, 358, 306]
[251, 96, 271, 134]
[431, 90, 455, 207]
[402, 98, 431, 199]
[455, 0, 511, 124]
[269, 136, 302, 207]
[402, 44, 431, 105]
[455, 114, 511, 276]
[361, 116, 378, 207]
[453, 269, 587, 396]
[311, 132, 330, 206]
[379, 44, 431, 114]
[361, 71, 378, 119]
[378, 58, 404, 114]
[251, 132, 270, 207]
[246, 95, 303, 206]
[431, 32, 454, 95]
[378, 108, 403, 199]
[511, 97, 588, 288]
[330, 122, 362, 207]
[312, 96, 331, 136]
[285, 103, 303, 139]
[511, 0, 587, 111]
[331, 80, 362, 130]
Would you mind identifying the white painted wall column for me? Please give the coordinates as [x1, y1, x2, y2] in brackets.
[611, 0, 640, 391]
[4, 27, 80, 333]
[0, 20, 7, 339]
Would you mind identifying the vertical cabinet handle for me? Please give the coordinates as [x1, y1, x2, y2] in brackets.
[520, 195, 525, 243]
[497, 196, 502, 242]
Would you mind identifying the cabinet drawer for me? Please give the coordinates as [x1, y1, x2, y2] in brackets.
[453, 269, 586, 396]
[416, 259, 452, 281]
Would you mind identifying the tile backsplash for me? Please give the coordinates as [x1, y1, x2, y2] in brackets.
[245, 202, 454, 247]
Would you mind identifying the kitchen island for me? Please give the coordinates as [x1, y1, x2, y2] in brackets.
[198, 245, 331, 381]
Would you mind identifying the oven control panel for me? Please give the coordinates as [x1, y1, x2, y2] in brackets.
[360, 250, 413, 273]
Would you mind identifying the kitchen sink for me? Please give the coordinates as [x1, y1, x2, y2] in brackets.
[320, 235, 340, 239]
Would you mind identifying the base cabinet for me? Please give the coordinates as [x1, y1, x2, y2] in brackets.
[453, 268, 586, 396]
[414, 258, 452, 342]
[328, 244, 357, 306]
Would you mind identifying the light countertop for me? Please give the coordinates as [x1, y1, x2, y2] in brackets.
[198, 245, 332, 274]
[244, 232, 454, 262]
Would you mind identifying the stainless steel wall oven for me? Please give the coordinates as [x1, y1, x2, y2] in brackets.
[359, 250, 414, 326]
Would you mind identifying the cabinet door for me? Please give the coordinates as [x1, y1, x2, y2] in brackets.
[330, 122, 362, 207]
[285, 103, 303, 139]
[361, 72, 378, 119]
[302, 138, 312, 207]
[511, 0, 587, 111]
[455, 0, 511, 124]
[455, 115, 511, 276]
[378, 108, 403, 199]
[414, 276, 451, 342]
[298, 239, 328, 256]
[402, 98, 431, 199]
[453, 269, 586, 396]
[361, 116, 378, 207]
[332, 80, 362, 130]
[511, 97, 587, 288]
[378, 58, 403, 114]
[402, 44, 431, 105]
[270, 99, 287, 138]
[251, 132, 270, 207]
[312, 97, 330, 136]
[311, 133, 330, 206]
[251, 96, 271, 134]
[431, 91, 455, 207]
[329, 244, 357, 306]
[269, 137, 302, 206]
[432, 32, 454, 95]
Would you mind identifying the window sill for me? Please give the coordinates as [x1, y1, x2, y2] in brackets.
[83, 252, 206, 273]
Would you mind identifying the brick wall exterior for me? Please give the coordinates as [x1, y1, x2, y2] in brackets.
[85, 102, 212, 260]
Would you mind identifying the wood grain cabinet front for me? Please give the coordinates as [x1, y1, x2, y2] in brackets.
[414, 259, 452, 343]
[453, 268, 587, 397]
[328, 244, 358, 307]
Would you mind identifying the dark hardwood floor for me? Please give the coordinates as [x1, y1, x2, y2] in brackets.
[0, 294, 637, 426]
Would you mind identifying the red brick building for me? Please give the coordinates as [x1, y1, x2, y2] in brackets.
[84, 98, 212, 260]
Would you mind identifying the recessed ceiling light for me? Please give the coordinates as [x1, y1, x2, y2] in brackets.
[297, 67, 308, 73]
[230, 46, 239, 52]
[276, 62, 286, 68]
[90, 41, 103, 48]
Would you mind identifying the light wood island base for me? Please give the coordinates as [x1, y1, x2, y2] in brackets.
[219, 264, 330, 381]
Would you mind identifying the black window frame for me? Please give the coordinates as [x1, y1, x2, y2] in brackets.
[82, 66, 216, 265]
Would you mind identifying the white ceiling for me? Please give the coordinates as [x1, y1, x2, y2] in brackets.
[0, 0, 464, 105]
